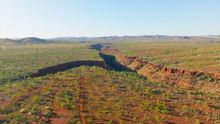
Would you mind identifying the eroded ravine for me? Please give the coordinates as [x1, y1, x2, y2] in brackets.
[0, 57, 131, 123]
[1, 44, 220, 123]
[0, 60, 108, 84]
[98, 44, 220, 93]
[1, 66, 220, 123]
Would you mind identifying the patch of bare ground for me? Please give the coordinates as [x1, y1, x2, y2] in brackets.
[78, 77, 87, 124]
[1, 66, 220, 123]
[50, 98, 72, 124]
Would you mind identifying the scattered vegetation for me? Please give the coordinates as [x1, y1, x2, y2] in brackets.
[1, 42, 220, 123]
[1, 66, 219, 123]
[113, 41, 220, 73]
[0, 43, 101, 83]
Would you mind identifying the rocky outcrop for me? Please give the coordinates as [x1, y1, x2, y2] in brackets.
[101, 46, 220, 91]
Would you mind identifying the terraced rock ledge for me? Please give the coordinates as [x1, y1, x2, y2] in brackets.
[100, 45, 220, 93]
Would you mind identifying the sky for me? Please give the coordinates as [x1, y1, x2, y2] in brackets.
[0, 0, 219, 38]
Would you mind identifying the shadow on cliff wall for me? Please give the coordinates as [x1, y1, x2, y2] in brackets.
[0, 60, 108, 84]
[99, 53, 134, 72]
[90, 43, 134, 72]
[30, 60, 108, 77]
[0, 43, 135, 84]
[90, 43, 103, 51]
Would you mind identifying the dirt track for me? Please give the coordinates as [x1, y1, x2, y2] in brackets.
[51, 94, 72, 124]
[78, 77, 87, 124]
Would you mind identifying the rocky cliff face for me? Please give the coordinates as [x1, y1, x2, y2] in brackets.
[101, 46, 220, 92]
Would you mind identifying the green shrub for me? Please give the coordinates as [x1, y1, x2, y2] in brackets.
[142, 101, 153, 111]
[31, 96, 42, 104]
[155, 101, 169, 114]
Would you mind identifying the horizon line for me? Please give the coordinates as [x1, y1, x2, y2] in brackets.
[1, 34, 220, 39]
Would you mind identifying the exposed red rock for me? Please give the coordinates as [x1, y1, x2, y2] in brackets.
[101, 46, 220, 92]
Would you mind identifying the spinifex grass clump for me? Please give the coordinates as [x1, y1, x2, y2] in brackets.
[0, 66, 220, 123]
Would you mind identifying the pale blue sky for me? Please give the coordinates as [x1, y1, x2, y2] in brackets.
[0, 0, 219, 38]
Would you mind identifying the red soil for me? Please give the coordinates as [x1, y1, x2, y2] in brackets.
[0, 86, 42, 109]
[0, 99, 10, 108]
[50, 98, 72, 124]
[101, 46, 220, 92]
